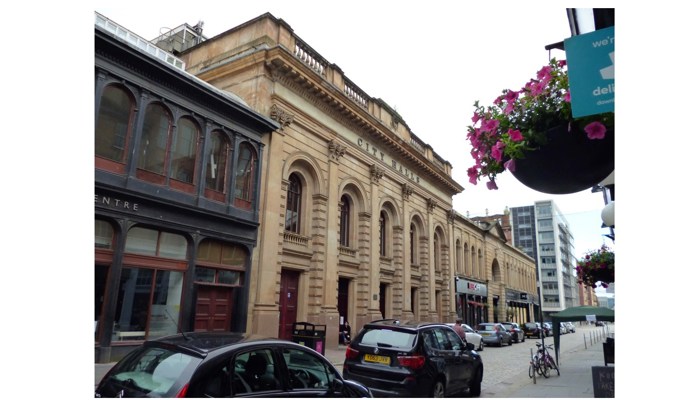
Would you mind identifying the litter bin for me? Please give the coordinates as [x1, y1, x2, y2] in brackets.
[291, 322, 326, 355]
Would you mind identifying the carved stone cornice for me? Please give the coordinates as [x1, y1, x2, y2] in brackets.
[427, 198, 437, 213]
[370, 164, 384, 183]
[402, 183, 413, 200]
[270, 104, 294, 130]
[328, 139, 347, 161]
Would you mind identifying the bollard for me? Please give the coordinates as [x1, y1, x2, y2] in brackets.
[584, 334, 587, 349]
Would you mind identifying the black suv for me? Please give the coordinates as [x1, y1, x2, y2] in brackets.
[522, 322, 543, 339]
[342, 320, 483, 397]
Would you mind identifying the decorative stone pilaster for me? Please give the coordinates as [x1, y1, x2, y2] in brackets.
[402, 183, 413, 200]
[447, 209, 457, 224]
[328, 139, 346, 161]
[370, 164, 384, 183]
[270, 104, 294, 130]
[427, 198, 437, 213]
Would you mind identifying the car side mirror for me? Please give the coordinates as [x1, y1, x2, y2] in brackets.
[465, 341, 475, 351]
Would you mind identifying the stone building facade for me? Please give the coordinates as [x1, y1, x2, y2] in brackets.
[162, 12, 537, 350]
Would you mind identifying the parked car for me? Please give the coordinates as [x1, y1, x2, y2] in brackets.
[475, 322, 513, 347]
[542, 322, 553, 337]
[95, 332, 373, 398]
[565, 322, 576, 333]
[501, 322, 524, 343]
[343, 320, 483, 397]
[559, 322, 569, 334]
[522, 322, 543, 339]
[444, 322, 484, 351]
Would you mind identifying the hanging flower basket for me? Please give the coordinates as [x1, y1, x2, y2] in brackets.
[576, 245, 614, 288]
[509, 121, 615, 194]
[466, 58, 614, 192]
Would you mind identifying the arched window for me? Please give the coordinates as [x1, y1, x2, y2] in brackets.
[169, 117, 199, 185]
[138, 103, 172, 177]
[95, 85, 134, 172]
[340, 195, 350, 247]
[410, 223, 416, 265]
[379, 211, 387, 257]
[234, 142, 257, 210]
[285, 173, 302, 233]
[205, 130, 229, 201]
[434, 233, 440, 272]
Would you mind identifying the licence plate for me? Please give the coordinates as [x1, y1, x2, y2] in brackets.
[364, 354, 390, 365]
[481, 332, 491, 336]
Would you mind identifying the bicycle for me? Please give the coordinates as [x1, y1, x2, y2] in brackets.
[534, 342, 560, 377]
[528, 345, 548, 378]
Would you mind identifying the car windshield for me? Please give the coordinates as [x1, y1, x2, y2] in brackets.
[359, 328, 417, 348]
[104, 347, 199, 396]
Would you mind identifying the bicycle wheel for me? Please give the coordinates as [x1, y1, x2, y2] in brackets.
[548, 356, 560, 376]
[540, 358, 550, 378]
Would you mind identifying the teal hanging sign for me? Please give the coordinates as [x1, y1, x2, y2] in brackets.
[564, 26, 615, 118]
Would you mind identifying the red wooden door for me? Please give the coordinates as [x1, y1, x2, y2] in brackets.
[278, 269, 299, 340]
[194, 285, 233, 332]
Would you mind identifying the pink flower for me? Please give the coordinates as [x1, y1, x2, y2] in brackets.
[482, 118, 499, 133]
[563, 91, 571, 102]
[471, 112, 480, 124]
[486, 180, 498, 190]
[507, 129, 523, 142]
[537, 65, 552, 80]
[584, 121, 607, 139]
[504, 159, 515, 172]
[467, 166, 479, 185]
[491, 141, 505, 162]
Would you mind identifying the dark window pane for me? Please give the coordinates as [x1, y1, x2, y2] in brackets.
[96, 85, 132, 162]
[234, 143, 256, 207]
[285, 174, 301, 233]
[206, 131, 228, 192]
[139, 103, 171, 174]
[170, 118, 198, 183]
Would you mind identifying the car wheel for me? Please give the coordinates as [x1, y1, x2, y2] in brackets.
[508, 337, 513, 346]
[478, 339, 484, 351]
[469, 368, 482, 397]
[431, 379, 445, 398]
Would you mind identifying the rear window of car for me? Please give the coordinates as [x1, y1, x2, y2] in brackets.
[107, 347, 199, 396]
[359, 328, 417, 348]
[477, 324, 495, 331]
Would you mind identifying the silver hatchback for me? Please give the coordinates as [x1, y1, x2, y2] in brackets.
[475, 323, 513, 347]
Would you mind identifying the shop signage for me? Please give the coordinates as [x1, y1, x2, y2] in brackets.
[95, 194, 140, 212]
[456, 279, 487, 296]
[564, 26, 615, 118]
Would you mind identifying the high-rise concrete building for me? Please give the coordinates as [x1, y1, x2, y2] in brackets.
[509, 200, 579, 321]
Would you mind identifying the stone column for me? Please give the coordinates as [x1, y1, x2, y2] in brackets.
[367, 164, 384, 321]
[319, 140, 345, 350]
[250, 104, 293, 337]
[401, 183, 413, 321]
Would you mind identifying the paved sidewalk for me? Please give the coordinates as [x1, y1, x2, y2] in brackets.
[481, 341, 609, 398]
